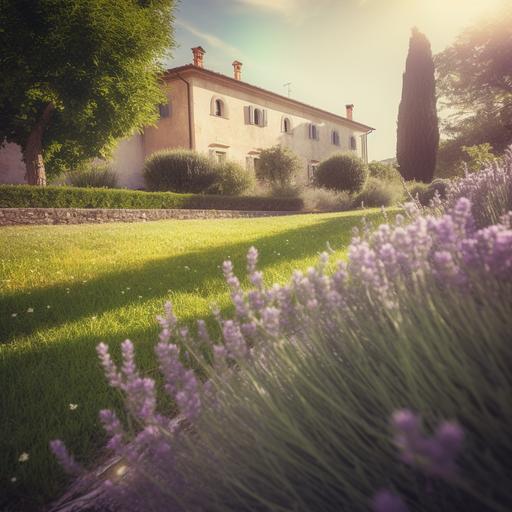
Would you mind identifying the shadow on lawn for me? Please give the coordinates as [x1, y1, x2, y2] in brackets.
[0, 212, 377, 344]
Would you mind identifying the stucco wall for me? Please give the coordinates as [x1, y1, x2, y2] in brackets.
[111, 134, 145, 189]
[143, 78, 191, 156]
[189, 75, 366, 183]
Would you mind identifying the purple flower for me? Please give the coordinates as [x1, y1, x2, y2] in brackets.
[49, 440, 82, 476]
[372, 490, 409, 512]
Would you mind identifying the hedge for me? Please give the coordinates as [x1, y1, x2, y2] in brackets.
[0, 185, 304, 211]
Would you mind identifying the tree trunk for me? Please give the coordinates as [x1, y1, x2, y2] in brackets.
[24, 103, 55, 186]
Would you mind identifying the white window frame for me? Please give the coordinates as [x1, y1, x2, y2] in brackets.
[210, 96, 229, 119]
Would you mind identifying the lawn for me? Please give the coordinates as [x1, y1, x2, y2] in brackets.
[0, 209, 385, 510]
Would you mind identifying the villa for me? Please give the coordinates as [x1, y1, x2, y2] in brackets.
[0, 46, 374, 188]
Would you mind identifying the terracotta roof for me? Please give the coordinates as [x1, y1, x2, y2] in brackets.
[163, 64, 375, 132]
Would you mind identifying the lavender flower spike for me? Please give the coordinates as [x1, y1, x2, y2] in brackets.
[372, 490, 409, 512]
[49, 440, 82, 476]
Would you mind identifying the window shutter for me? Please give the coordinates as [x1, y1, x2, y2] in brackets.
[249, 106, 255, 124]
[208, 149, 216, 160]
[308, 124, 312, 139]
[262, 109, 268, 127]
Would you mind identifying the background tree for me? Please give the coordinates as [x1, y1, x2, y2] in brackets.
[396, 27, 439, 182]
[0, 0, 175, 185]
[435, 3, 512, 177]
[256, 146, 302, 190]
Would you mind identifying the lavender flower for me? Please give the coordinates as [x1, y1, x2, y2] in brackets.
[372, 490, 409, 512]
[49, 440, 82, 476]
[391, 409, 464, 479]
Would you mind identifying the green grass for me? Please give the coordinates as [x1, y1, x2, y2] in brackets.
[0, 209, 385, 510]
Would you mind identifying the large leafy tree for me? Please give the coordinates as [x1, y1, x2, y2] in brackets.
[435, 3, 512, 176]
[0, 0, 175, 185]
[396, 28, 439, 182]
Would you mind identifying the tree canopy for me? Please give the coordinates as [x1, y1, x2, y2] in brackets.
[396, 28, 439, 183]
[435, 3, 512, 175]
[0, 0, 175, 184]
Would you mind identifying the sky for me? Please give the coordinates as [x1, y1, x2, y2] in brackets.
[166, 0, 504, 161]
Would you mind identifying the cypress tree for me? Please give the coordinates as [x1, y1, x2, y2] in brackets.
[397, 27, 439, 182]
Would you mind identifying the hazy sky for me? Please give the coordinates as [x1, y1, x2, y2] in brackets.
[167, 0, 504, 161]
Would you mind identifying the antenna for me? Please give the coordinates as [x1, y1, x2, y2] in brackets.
[283, 82, 292, 98]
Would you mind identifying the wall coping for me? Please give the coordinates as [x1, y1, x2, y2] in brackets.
[0, 207, 306, 226]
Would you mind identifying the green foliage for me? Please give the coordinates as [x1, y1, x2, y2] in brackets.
[256, 146, 302, 189]
[66, 163, 118, 189]
[368, 161, 401, 182]
[397, 28, 439, 182]
[459, 144, 499, 174]
[300, 187, 352, 211]
[352, 177, 401, 208]
[0, 185, 304, 211]
[435, 4, 512, 160]
[0, 0, 176, 178]
[268, 183, 303, 199]
[143, 150, 218, 193]
[206, 161, 255, 196]
[314, 153, 368, 193]
[406, 180, 431, 205]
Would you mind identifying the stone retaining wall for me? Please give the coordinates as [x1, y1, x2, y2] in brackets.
[0, 208, 302, 226]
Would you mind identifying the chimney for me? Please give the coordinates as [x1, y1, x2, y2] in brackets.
[191, 46, 205, 68]
[232, 60, 243, 81]
[345, 104, 354, 121]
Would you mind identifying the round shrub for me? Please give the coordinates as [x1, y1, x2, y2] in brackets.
[406, 180, 430, 205]
[429, 177, 450, 199]
[352, 177, 399, 208]
[206, 161, 255, 196]
[143, 149, 217, 193]
[256, 146, 302, 188]
[315, 153, 368, 193]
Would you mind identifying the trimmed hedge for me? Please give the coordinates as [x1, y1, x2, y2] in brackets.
[0, 185, 304, 211]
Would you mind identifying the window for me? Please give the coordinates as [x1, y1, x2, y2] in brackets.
[158, 102, 170, 118]
[254, 108, 262, 126]
[245, 106, 267, 126]
[210, 96, 229, 118]
[282, 117, 292, 134]
[308, 123, 320, 140]
[331, 130, 340, 146]
[215, 99, 224, 117]
[215, 151, 226, 163]
[350, 135, 357, 150]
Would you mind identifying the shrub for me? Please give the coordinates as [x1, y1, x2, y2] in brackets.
[54, 197, 512, 512]
[206, 161, 255, 196]
[66, 163, 118, 188]
[368, 161, 401, 182]
[256, 145, 302, 188]
[143, 149, 217, 193]
[352, 177, 401, 208]
[445, 146, 512, 227]
[314, 152, 368, 193]
[0, 185, 303, 211]
[405, 180, 430, 205]
[268, 183, 303, 199]
[301, 187, 351, 211]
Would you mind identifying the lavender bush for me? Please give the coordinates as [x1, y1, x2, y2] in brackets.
[444, 147, 512, 227]
[52, 198, 512, 512]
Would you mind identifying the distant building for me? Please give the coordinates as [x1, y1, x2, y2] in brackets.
[0, 46, 374, 188]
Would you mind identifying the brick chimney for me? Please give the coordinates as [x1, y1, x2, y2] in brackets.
[191, 46, 205, 68]
[345, 104, 354, 120]
[232, 60, 243, 81]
